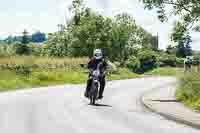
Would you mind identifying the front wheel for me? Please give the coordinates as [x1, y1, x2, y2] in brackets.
[89, 81, 98, 105]
[90, 96, 96, 105]
[92, 96, 96, 105]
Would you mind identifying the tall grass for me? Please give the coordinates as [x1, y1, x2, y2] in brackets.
[0, 69, 88, 92]
[176, 72, 200, 111]
[0, 56, 139, 91]
[0, 56, 88, 70]
[0, 56, 88, 65]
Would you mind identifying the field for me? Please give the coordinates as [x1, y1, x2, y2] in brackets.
[0, 56, 139, 92]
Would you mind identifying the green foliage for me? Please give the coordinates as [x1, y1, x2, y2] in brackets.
[0, 44, 16, 57]
[137, 49, 158, 72]
[15, 43, 31, 55]
[15, 30, 31, 55]
[176, 72, 200, 111]
[193, 55, 200, 61]
[21, 30, 30, 44]
[171, 22, 187, 42]
[126, 49, 158, 73]
[193, 52, 200, 65]
[170, 22, 193, 58]
[126, 56, 140, 72]
[70, 12, 113, 57]
[174, 33, 193, 58]
[45, 32, 70, 57]
[176, 57, 184, 66]
[142, 0, 199, 53]
[166, 45, 176, 55]
[142, 0, 200, 31]
[43, 0, 155, 60]
[158, 53, 176, 67]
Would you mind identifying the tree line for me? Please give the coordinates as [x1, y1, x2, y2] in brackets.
[3, 31, 46, 44]
[0, 0, 198, 73]
[45, 0, 158, 61]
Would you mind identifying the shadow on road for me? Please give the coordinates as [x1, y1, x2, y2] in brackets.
[89, 103, 112, 107]
[151, 99, 178, 102]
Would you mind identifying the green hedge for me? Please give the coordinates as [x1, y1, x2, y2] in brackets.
[126, 49, 158, 73]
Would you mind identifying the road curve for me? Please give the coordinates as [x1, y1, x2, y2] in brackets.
[0, 77, 199, 133]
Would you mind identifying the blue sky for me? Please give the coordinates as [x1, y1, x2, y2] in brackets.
[0, 0, 199, 50]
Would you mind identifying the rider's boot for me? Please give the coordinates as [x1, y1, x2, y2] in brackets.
[97, 95, 103, 99]
[98, 77, 105, 99]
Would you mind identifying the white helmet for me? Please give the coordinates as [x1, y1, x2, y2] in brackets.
[93, 49, 103, 60]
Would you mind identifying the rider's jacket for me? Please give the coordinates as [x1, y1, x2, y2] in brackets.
[87, 57, 107, 74]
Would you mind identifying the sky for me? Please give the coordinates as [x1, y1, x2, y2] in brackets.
[0, 0, 199, 50]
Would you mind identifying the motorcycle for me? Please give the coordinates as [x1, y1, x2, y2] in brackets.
[88, 63, 102, 105]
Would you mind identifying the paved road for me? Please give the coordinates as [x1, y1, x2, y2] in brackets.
[0, 77, 199, 133]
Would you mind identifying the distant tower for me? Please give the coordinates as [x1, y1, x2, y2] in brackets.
[58, 24, 65, 33]
[152, 32, 159, 50]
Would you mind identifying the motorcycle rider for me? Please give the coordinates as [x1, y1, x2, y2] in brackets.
[84, 49, 107, 99]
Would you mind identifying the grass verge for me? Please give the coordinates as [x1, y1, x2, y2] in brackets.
[0, 67, 139, 92]
[145, 67, 177, 76]
[175, 72, 200, 112]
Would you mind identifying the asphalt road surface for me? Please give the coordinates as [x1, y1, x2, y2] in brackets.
[0, 77, 199, 133]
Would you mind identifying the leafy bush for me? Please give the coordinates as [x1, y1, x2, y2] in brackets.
[158, 54, 176, 67]
[193, 55, 200, 65]
[176, 57, 184, 66]
[126, 56, 140, 72]
[126, 50, 158, 73]
[28, 43, 44, 56]
[136, 49, 158, 73]
[15, 43, 31, 55]
[193, 55, 200, 61]
[0, 44, 16, 57]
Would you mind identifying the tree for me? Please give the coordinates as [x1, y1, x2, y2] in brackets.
[46, 0, 155, 59]
[171, 21, 187, 42]
[6, 35, 14, 44]
[176, 33, 192, 58]
[70, 12, 112, 57]
[45, 30, 72, 57]
[141, 0, 200, 45]
[111, 13, 137, 61]
[141, 0, 200, 31]
[16, 30, 31, 55]
[184, 34, 193, 56]
[176, 40, 186, 58]
[170, 21, 193, 57]
[21, 30, 30, 44]
[69, 0, 84, 25]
